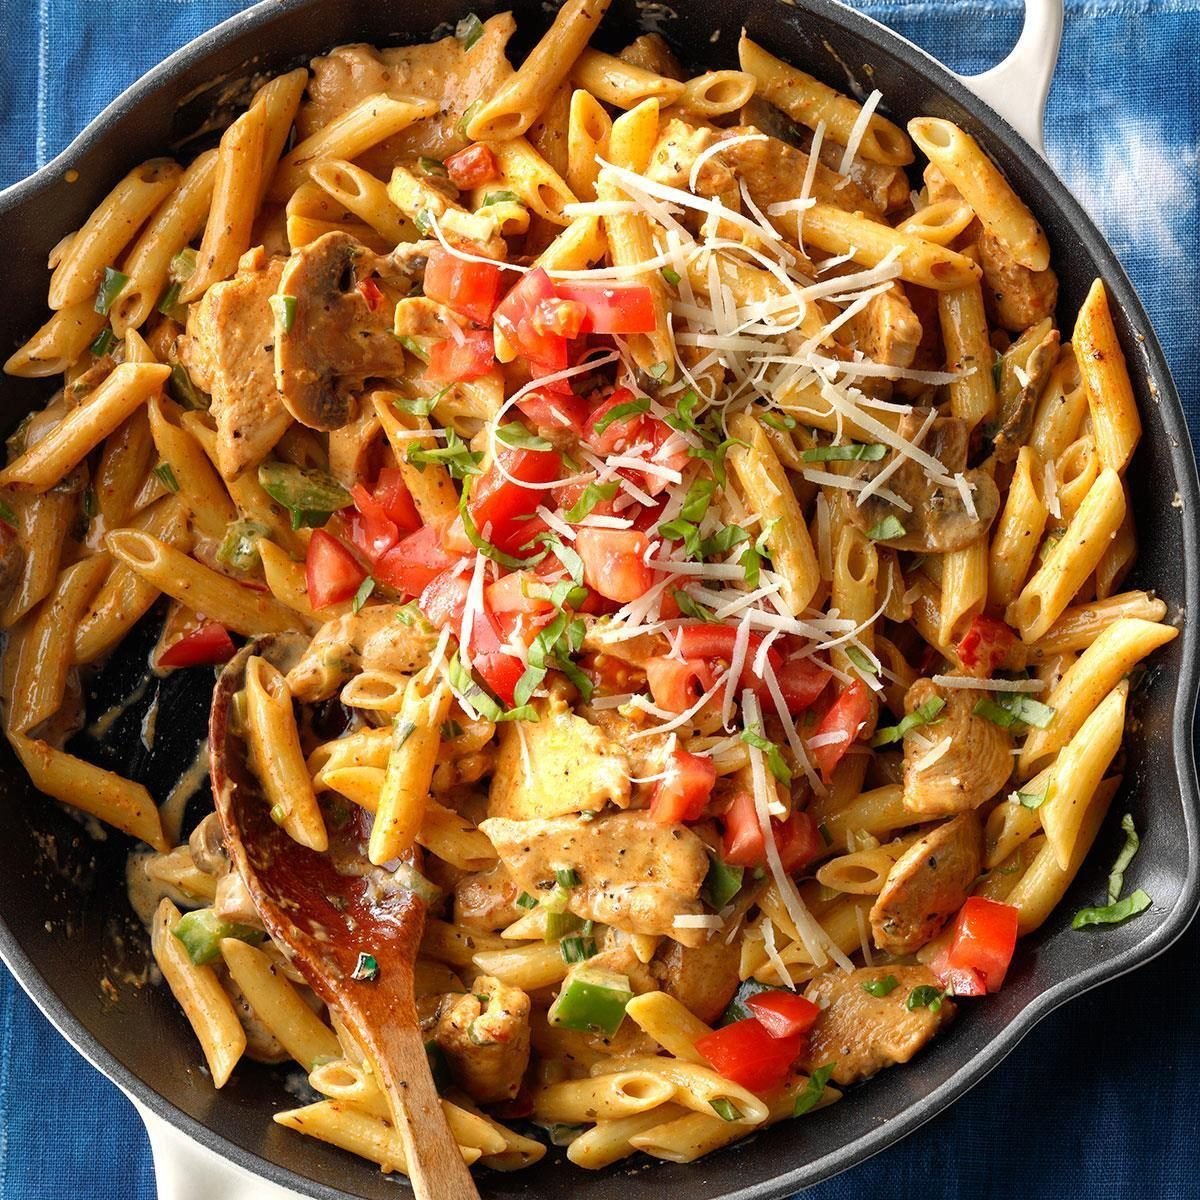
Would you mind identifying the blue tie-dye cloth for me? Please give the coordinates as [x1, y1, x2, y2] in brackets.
[0, 3, 1198, 1197]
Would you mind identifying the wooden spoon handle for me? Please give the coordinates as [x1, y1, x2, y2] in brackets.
[375, 1023, 481, 1200]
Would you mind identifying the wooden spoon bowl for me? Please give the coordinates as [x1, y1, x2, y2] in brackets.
[210, 637, 478, 1200]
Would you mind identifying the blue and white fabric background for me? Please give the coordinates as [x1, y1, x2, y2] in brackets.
[0, 1, 1197, 1196]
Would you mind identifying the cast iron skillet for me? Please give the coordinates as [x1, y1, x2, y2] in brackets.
[0, 1, 1197, 1197]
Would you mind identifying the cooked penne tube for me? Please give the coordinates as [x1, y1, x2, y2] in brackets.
[532, 1070, 677, 1123]
[594, 1056, 768, 1125]
[4, 300, 108, 378]
[244, 655, 329, 852]
[674, 71, 757, 119]
[566, 89, 613, 203]
[0, 363, 170, 491]
[571, 49, 685, 109]
[1, 489, 76, 628]
[567, 1104, 690, 1169]
[48, 159, 182, 310]
[939, 271, 996, 431]
[471, 942, 569, 991]
[94, 408, 156, 530]
[105, 530, 299, 637]
[989, 446, 1049, 610]
[308, 159, 417, 246]
[625, 991, 712, 1064]
[908, 117, 1049, 271]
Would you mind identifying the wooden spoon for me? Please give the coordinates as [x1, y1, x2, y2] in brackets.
[210, 637, 479, 1200]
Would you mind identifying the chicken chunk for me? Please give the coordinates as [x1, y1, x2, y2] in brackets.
[454, 863, 525, 934]
[979, 228, 1059, 334]
[487, 702, 631, 821]
[847, 412, 1001, 554]
[801, 965, 954, 1085]
[902, 678, 1013, 816]
[300, 17, 516, 166]
[869, 812, 983, 954]
[479, 812, 710, 947]
[286, 605, 435, 700]
[177, 250, 290, 479]
[434, 974, 531, 1103]
[838, 282, 923, 373]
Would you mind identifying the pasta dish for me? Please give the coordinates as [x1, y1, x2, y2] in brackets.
[0, 0, 1176, 1180]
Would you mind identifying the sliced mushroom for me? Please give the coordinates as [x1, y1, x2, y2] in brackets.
[188, 811, 228, 876]
[846, 411, 1001, 553]
[991, 319, 1060, 464]
[869, 812, 983, 954]
[274, 232, 409, 431]
[902, 678, 1013, 816]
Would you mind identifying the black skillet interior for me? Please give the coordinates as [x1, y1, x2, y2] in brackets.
[0, 1, 1197, 1198]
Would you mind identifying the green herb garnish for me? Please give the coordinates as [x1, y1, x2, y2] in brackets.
[793, 1063, 836, 1116]
[861, 975, 899, 998]
[352, 576, 376, 613]
[564, 481, 618, 522]
[593, 395, 650, 436]
[871, 696, 945, 746]
[866, 515, 906, 541]
[802, 443, 887, 463]
[94, 267, 128, 315]
[352, 952, 380, 981]
[153, 462, 180, 493]
[456, 12, 485, 48]
[710, 1099, 744, 1122]
[269, 293, 297, 334]
[973, 694, 1055, 730]
[741, 724, 792, 786]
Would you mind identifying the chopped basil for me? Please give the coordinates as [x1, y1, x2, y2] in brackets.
[152, 462, 180, 493]
[738, 521, 775, 588]
[456, 12, 485, 48]
[802, 442, 887, 463]
[515, 892, 538, 910]
[1108, 813, 1140, 905]
[352, 952, 380, 981]
[269, 293, 297, 334]
[906, 984, 946, 1011]
[1072, 889, 1152, 929]
[417, 155, 448, 178]
[656, 517, 701, 559]
[662, 266, 682, 285]
[871, 696, 945, 746]
[699, 526, 749, 559]
[593, 395, 650, 436]
[352, 576, 376, 613]
[398, 334, 431, 363]
[217, 519, 269, 574]
[564, 480, 618, 522]
[710, 1099, 744, 1122]
[157, 281, 182, 317]
[93, 267, 128, 315]
[687, 435, 742, 487]
[673, 589, 716, 622]
[406, 429, 482, 480]
[861, 974, 899, 998]
[793, 1063, 836, 1117]
[1017, 787, 1050, 810]
[482, 190, 521, 206]
[845, 645, 877, 675]
[973, 693, 1056, 730]
[448, 651, 540, 723]
[258, 461, 352, 530]
[866, 514, 906, 541]
[495, 421, 553, 450]
[269, 801, 288, 825]
[458, 99, 482, 138]
[680, 477, 716, 522]
[760, 411, 797, 432]
[741, 724, 792, 786]
[89, 327, 115, 357]
[514, 608, 591, 707]
[394, 392, 441, 416]
[460, 496, 535, 571]
[168, 362, 209, 410]
[555, 867, 580, 888]
[702, 856, 744, 911]
[663, 389, 703, 438]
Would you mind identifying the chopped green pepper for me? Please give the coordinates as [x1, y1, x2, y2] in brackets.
[257, 461, 352, 530]
[547, 966, 633, 1036]
[217, 519, 269, 574]
[172, 908, 264, 966]
[702, 856, 744, 911]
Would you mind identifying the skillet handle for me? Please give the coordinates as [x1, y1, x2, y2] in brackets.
[950, 0, 1063, 157]
[135, 1102, 305, 1200]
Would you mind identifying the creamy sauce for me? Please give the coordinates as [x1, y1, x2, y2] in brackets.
[139, 689, 160, 752]
[158, 740, 211, 847]
[85, 677, 151, 741]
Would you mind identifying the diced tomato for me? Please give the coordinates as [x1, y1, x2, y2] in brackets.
[375, 524, 463, 597]
[348, 469, 421, 562]
[809, 680, 873, 780]
[956, 614, 1016, 677]
[774, 810, 825, 874]
[649, 748, 717, 824]
[158, 623, 236, 669]
[939, 897, 1019, 994]
[745, 991, 821, 1039]
[305, 529, 366, 610]
[423, 247, 503, 326]
[532, 297, 588, 341]
[445, 143, 500, 190]
[721, 794, 823, 874]
[492, 607, 554, 648]
[418, 567, 471, 628]
[425, 329, 496, 385]
[769, 653, 831, 713]
[469, 445, 561, 554]
[356, 278, 384, 312]
[516, 387, 589, 434]
[574, 528, 654, 603]
[675, 625, 788, 696]
[554, 282, 657, 334]
[486, 570, 554, 615]
[695, 1018, 803, 1093]
[494, 269, 568, 374]
[644, 656, 716, 713]
[369, 467, 421, 533]
[584, 388, 649, 456]
[470, 618, 524, 706]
